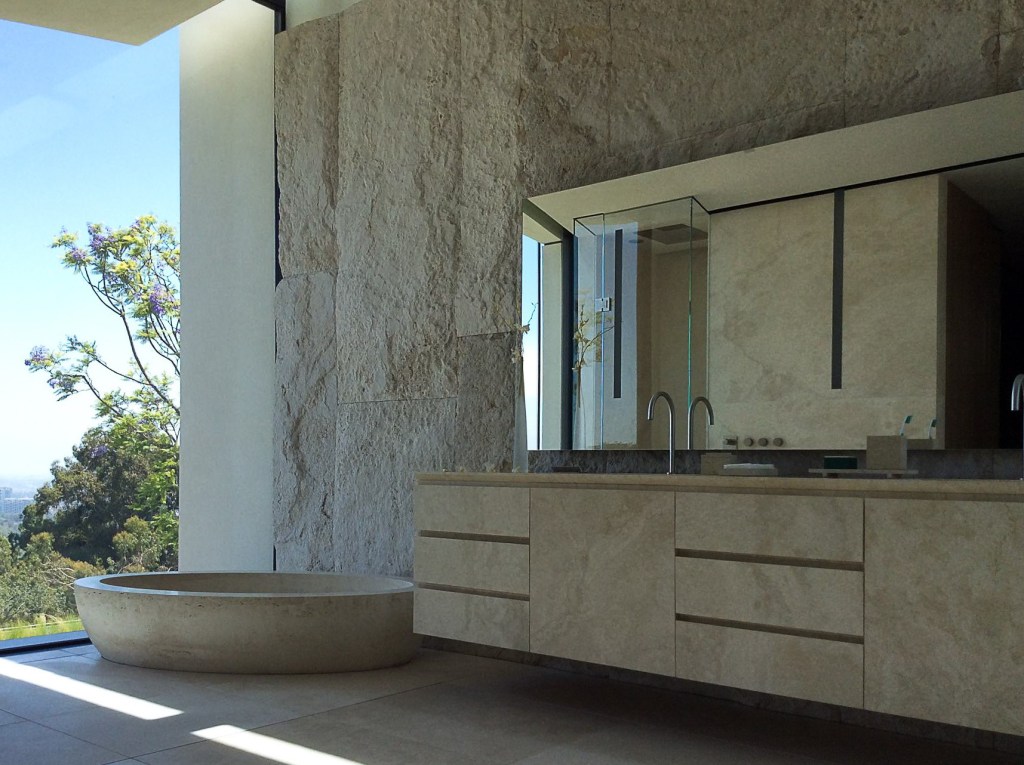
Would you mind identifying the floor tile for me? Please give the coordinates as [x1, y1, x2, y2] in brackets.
[309, 680, 612, 762]
[0, 720, 122, 765]
[62, 644, 102, 657]
[139, 720, 496, 765]
[36, 695, 307, 759]
[0, 708, 23, 726]
[5, 645, 1023, 765]
[0, 673, 100, 720]
[3, 648, 76, 663]
[510, 722, 831, 764]
[189, 651, 451, 717]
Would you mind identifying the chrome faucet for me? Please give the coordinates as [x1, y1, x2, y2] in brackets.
[687, 396, 715, 450]
[1011, 374, 1024, 479]
[646, 391, 676, 474]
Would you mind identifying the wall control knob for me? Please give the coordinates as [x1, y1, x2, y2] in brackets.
[773, 437, 785, 447]
[757, 437, 769, 447]
[743, 437, 754, 447]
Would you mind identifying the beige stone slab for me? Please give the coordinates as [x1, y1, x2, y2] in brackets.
[274, 274, 337, 572]
[414, 537, 529, 596]
[414, 588, 529, 651]
[842, 176, 941, 401]
[414, 484, 529, 538]
[530, 488, 675, 676]
[274, 16, 339, 278]
[335, 399, 456, 577]
[865, 498, 1024, 736]
[708, 194, 835, 442]
[675, 558, 863, 636]
[416, 472, 1024, 502]
[676, 493, 863, 562]
[675, 621, 863, 709]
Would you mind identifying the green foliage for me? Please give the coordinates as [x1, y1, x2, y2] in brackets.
[0, 533, 102, 626]
[15, 420, 178, 567]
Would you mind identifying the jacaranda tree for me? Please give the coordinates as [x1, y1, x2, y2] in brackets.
[17, 216, 180, 571]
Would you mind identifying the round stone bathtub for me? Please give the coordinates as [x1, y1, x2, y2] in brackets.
[74, 572, 418, 674]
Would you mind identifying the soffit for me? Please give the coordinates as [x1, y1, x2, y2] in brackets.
[0, 0, 225, 44]
[532, 92, 1024, 230]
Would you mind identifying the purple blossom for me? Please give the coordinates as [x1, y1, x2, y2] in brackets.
[26, 346, 49, 366]
[148, 285, 171, 317]
[89, 232, 111, 250]
[70, 247, 87, 263]
[90, 445, 110, 459]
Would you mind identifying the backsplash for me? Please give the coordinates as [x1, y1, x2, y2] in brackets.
[530, 450, 1024, 480]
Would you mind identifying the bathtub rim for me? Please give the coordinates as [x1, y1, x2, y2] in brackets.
[74, 571, 414, 599]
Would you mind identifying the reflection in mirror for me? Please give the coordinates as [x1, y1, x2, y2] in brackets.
[523, 93, 1024, 453]
[523, 198, 709, 450]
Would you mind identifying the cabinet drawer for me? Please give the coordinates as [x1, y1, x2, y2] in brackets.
[414, 537, 528, 596]
[676, 621, 863, 708]
[676, 558, 863, 636]
[676, 492, 862, 562]
[414, 484, 529, 537]
[414, 588, 528, 651]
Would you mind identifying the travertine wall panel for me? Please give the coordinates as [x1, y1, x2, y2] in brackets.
[608, 0, 848, 167]
[521, 0, 613, 194]
[453, 332, 518, 471]
[334, 398, 456, 575]
[274, 15, 340, 277]
[274, 274, 338, 571]
[274, 0, 1020, 576]
[844, 1, 1000, 126]
[456, 0, 524, 337]
[334, 200, 458, 402]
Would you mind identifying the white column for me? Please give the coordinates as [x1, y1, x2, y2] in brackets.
[178, 0, 276, 571]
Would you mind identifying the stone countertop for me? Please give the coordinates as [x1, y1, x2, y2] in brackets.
[415, 472, 1024, 502]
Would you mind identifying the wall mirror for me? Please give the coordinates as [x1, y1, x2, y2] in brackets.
[522, 92, 1024, 451]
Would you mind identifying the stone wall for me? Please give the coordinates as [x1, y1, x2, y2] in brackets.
[273, 0, 1024, 576]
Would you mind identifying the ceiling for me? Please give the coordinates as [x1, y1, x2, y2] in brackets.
[0, 0, 224, 44]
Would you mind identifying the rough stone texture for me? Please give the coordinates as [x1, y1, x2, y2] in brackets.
[274, 0, 1023, 577]
[521, 0, 614, 195]
[274, 274, 338, 571]
[452, 333, 518, 471]
[1000, 30, 1024, 91]
[334, 200, 458, 402]
[456, 0, 525, 337]
[274, 16, 340, 277]
[334, 0, 461, 403]
[844, 0, 1001, 126]
[608, 0, 848, 171]
[334, 398, 456, 576]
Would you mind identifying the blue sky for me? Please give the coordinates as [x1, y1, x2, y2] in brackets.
[0, 21, 179, 489]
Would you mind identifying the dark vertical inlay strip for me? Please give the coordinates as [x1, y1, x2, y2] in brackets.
[613, 229, 623, 399]
[832, 190, 845, 390]
[562, 230, 576, 449]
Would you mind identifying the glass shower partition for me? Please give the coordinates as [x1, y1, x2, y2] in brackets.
[572, 197, 710, 450]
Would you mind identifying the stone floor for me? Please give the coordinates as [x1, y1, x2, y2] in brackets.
[0, 644, 1020, 765]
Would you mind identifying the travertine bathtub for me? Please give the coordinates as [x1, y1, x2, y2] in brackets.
[75, 572, 417, 673]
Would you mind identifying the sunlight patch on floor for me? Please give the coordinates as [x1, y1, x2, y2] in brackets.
[193, 725, 367, 765]
[0, 657, 182, 720]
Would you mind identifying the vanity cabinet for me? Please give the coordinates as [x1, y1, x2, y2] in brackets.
[412, 484, 530, 650]
[864, 498, 1024, 737]
[413, 474, 1024, 736]
[674, 492, 864, 708]
[530, 488, 675, 676]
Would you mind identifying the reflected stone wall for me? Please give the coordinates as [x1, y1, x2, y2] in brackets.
[273, 0, 1024, 576]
